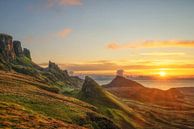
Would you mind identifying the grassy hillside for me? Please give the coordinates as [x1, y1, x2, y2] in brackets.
[78, 76, 149, 129]
[1, 71, 194, 129]
[0, 71, 119, 129]
[103, 76, 194, 129]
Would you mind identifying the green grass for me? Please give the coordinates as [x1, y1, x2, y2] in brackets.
[0, 71, 120, 129]
[0, 101, 86, 129]
[78, 77, 146, 129]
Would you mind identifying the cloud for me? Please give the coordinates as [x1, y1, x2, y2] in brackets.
[107, 40, 194, 50]
[39, 59, 194, 71]
[38, 60, 161, 72]
[23, 28, 72, 44]
[47, 0, 82, 7]
[57, 28, 72, 38]
[140, 52, 186, 56]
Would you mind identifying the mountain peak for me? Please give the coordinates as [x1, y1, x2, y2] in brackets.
[81, 76, 102, 98]
[105, 75, 144, 88]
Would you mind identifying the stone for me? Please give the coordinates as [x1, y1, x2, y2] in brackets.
[13, 41, 23, 57]
[23, 48, 31, 59]
[0, 33, 16, 61]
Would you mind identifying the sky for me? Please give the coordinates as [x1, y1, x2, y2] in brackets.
[1, 0, 194, 77]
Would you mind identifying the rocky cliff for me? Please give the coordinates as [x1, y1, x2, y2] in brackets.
[13, 41, 23, 57]
[44, 61, 83, 88]
[0, 33, 83, 89]
[0, 33, 16, 61]
[0, 33, 31, 61]
[23, 48, 31, 59]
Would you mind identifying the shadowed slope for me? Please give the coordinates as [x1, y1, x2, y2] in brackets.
[0, 71, 122, 129]
[79, 76, 149, 129]
[104, 76, 183, 105]
[104, 76, 144, 88]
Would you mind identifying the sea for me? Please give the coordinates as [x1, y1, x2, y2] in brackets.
[95, 78, 194, 90]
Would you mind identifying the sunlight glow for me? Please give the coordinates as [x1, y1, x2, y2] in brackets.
[159, 71, 167, 77]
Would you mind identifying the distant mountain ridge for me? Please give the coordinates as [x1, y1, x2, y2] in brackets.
[104, 76, 184, 105]
[0, 33, 83, 89]
[104, 75, 144, 88]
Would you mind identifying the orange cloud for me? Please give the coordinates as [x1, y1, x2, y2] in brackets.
[47, 0, 82, 7]
[38, 59, 194, 76]
[107, 40, 194, 50]
[140, 52, 186, 56]
[57, 28, 72, 38]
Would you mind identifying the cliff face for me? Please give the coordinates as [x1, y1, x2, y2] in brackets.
[0, 33, 31, 61]
[23, 48, 31, 59]
[13, 41, 23, 57]
[0, 33, 16, 61]
[0, 33, 83, 88]
[45, 61, 83, 88]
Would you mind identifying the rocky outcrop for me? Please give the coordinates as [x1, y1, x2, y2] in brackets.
[0, 33, 31, 61]
[81, 76, 102, 98]
[13, 41, 23, 57]
[0, 33, 83, 88]
[23, 48, 31, 60]
[45, 61, 83, 88]
[0, 33, 16, 61]
[48, 61, 62, 72]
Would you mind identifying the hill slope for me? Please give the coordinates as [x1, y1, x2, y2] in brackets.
[104, 76, 183, 105]
[0, 33, 83, 91]
[79, 76, 150, 129]
[0, 71, 119, 129]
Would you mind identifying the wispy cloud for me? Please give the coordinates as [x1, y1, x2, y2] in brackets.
[23, 28, 72, 44]
[140, 52, 186, 56]
[57, 28, 72, 38]
[47, 0, 82, 7]
[107, 40, 194, 50]
[38, 59, 194, 72]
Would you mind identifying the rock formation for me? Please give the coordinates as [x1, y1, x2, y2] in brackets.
[81, 76, 102, 98]
[0, 33, 31, 61]
[46, 61, 83, 88]
[23, 48, 31, 60]
[0, 33, 83, 88]
[13, 41, 23, 57]
[0, 33, 16, 61]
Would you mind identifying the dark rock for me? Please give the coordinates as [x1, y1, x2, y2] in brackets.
[48, 61, 61, 72]
[23, 48, 31, 59]
[104, 76, 183, 104]
[13, 41, 23, 57]
[104, 75, 144, 88]
[0, 33, 16, 61]
[82, 76, 98, 97]
[86, 112, 120, 129]
[81, 76, 104, 98]
[45, 61, 83, 88]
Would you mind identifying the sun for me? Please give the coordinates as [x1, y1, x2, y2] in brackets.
[159, 71, 166, 77]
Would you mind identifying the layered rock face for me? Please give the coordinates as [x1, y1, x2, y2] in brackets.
[46, 61, 83, 88]
[23, 48, 31, 59]
[13, 41, 23, 57]
[0, 33, 31, 61]
[0, 33, 16, 61]
[81, 76, 104, 98]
